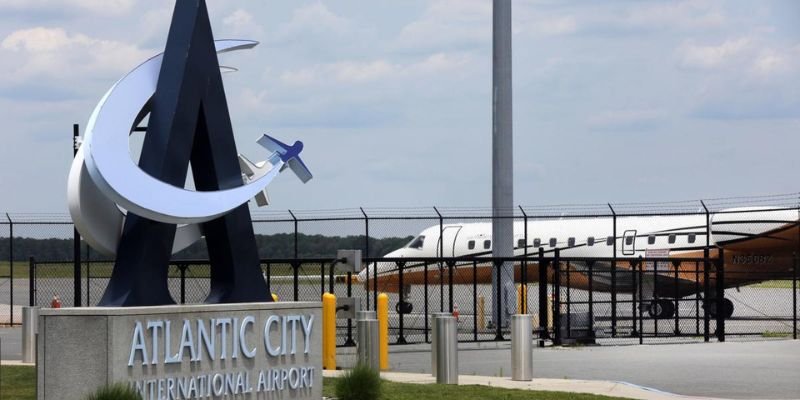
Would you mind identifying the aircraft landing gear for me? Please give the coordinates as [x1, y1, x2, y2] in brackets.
[704, 298, 734, 319]
[647, 299, 675, 319]
[396, 286, 414, 314]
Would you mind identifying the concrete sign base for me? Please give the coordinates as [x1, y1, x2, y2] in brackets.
[37, 302, 322, 400]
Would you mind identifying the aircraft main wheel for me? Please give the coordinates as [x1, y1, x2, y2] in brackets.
[647, 299, 675, 319]
[396, 301, 413, 314]
[705, 298, 734, 319]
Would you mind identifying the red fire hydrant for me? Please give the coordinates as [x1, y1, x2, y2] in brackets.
[50, 295, 62, 308]
[452, 304, 460, 322]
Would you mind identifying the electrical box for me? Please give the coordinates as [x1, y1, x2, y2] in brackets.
[336, 297, 360, 319]
[336, 249, 362, 273]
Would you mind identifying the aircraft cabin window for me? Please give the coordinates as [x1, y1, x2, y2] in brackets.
[408, 235, 425, 249]
[648, 235, 656, 245]
[606, 236, 613, 245]
[484, 240, 491, 250]
[549, 238, 557, 247]
[568, 237, 575, 247]
[533, 238, 541, 248]
[517, 239, 525, 248]
[587, 236, 595, 246]
[668, 234, 676, 244]
[688, 233, 696, 243]
[468, 240, 475, 250]
[625, 236, 633, 245]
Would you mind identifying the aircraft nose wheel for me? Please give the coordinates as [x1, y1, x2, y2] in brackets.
[647, 299, 675, 319]
[396, 300, 413, 314]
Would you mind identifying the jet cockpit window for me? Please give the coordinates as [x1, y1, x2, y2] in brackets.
[407, 235, 425, 249]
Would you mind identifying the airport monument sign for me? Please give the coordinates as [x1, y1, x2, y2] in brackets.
[41, 1, 321, 399]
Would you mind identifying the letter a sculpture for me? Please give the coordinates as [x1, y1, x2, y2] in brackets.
[67, 0, 312, 306]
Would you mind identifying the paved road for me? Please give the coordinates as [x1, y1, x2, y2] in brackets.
[385, 340, 800, 399]
[0, 328, 21, 361]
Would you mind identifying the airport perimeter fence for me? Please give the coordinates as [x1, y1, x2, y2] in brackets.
[3, 193, 800, 346]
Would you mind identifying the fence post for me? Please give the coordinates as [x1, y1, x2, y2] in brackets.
[494, 260, 503, 340]
[472, 260, 478, 341]
[397, 261, 407, 344]
[703, 247, 710, 342]
[793, 252, 797, 340]
[73, 124, 82, 307]
[434, 207, 444, 312]
[292, 261, 300, 301]
[538, 247, 548, 340]
[179, 263, 187, 304]
[631, 258, 639, 338]
[519, 206, 528, 314]
[85, 244, 91, 306]
[361, 208, 369, 258]
[29, 257, 35, 306]
[7, 213, 13, 324]
[553, 249, 561, 345]
[716, 248, 725, 342]
[288, 210, 298, 259]
[448, 260, 455, 313]
[637, 260, 643, 344]
[608, 203, 617, 337]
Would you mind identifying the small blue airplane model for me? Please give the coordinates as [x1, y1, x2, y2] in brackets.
[257, 134, 313, 183]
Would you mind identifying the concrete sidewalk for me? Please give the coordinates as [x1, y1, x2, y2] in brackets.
[322, 370, 725, 400]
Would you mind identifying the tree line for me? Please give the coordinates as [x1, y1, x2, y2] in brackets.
[0, 233, 413, 262]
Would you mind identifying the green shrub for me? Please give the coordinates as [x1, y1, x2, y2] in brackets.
[84, 383, 142, 400]
[334, 363, 382, 400]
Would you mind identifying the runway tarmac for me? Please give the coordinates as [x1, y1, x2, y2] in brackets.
[381, 340, 800, 399]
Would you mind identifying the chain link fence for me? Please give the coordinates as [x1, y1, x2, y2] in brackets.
[6, 193, 800, 347]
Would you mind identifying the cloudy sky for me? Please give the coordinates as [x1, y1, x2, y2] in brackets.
[0, 0, 798, 214]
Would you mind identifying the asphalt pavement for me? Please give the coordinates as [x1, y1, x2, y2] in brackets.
[381, 340, 800, 399]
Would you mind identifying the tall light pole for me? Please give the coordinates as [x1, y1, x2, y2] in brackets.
[492, 0, 514, 329]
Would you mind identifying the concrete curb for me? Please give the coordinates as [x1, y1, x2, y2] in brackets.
[321, 370, 730, 400]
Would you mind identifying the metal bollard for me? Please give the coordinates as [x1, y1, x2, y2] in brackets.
[435, 315, 458, 384]
[511, 314, 533, 381]
[22, 306, 39, 363]
[356, 311, 380, 370]
[429, 312, 450, 376]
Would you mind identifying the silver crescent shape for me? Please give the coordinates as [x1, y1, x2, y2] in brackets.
[68, 145, 201, 256]
[68, 40, 265, 256]
[82, 39, 284, 225]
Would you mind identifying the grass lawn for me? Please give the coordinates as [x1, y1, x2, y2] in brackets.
[0, 365, 36, 400]
[1, 366, 628, 400]
[749, 280, 797, 289]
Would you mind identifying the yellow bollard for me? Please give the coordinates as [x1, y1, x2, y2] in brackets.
[516, 284, 527, 314]
[322, 292, 336, 370]
[477, 295, 485, 330]
[377, 293, 389, 370]
[271, 293, 279, 302]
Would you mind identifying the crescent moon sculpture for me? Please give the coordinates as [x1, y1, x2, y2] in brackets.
[67, 40, 305, 257]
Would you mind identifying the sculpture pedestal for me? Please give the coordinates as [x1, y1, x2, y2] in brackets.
[37, 302, 322, 400]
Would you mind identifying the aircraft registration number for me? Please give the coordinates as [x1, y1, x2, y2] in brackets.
[731, 254, 774, 265]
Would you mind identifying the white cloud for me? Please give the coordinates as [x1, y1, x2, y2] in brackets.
[0, 0, 135, 16]
[222, 9, 263, 38]
[587, 109, 666, 131]
[278, 2, 350, 39]
[677, 38, 752, 69]
[622, 1, 726, 31]
[395, 0, 490, 50]
[0, 27, 152, 86]
[279, 53, 473, 86]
